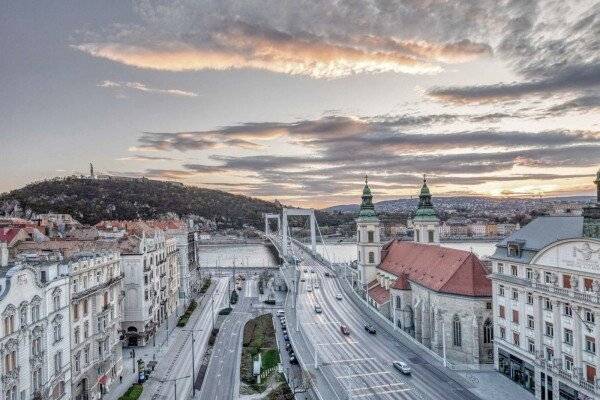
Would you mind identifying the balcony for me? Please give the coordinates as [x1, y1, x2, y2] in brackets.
[532, 282, 600, 304]
[71, 273, 125, 300]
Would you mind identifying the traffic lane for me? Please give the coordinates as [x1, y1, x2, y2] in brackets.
[299, 283, 415, 400]
[311, 262, 480, 400]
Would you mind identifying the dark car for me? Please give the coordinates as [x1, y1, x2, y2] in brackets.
[340, 324, 350, 335]
[364, 324, 376, 334]
[283, 334, 289, 341]
[289, 355, 298, 365]
[324, 272, 330, 277]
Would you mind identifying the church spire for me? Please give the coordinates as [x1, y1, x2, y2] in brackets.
[415, 175, 437, 219]
[359, 174, 376, 218]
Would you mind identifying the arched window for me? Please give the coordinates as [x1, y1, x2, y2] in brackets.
[415, 230, 420, 242]
[368, 252, 375, 263]
[396, 296, 401, 309]
[483, 318, 493, 344]
[452, 315, 462, 347]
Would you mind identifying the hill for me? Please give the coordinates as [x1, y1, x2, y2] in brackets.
[0, 177, 281, 228]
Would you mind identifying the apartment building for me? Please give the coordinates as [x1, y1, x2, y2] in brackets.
[491, 173, 600, 400]
[120, 231, 180, 346]
[64, 252, 124, 400]
[0, 250, 71, 400]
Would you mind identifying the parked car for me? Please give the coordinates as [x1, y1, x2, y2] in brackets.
[310, 269, 315, 273]
[307, 285, 312, 292]
[340, 324, 350, 335]
[335, 293, 343, 300]
[277, 310, 285, 317]
[300, 277, 306, 282]
[303, 268, 308, 273]
[314, 304, 322, 313]
[364, 324, 376, 334]
[314, 283, 319, 289]
[289, 355, 298, 365]
[393, 361, 412, 375]
[324, 272, 330, 277]
[283, 334, 289, 341]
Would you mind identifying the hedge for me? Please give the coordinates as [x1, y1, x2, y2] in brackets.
[119, 384, 143, 400]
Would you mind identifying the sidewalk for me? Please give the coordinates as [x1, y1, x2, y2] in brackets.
[456, 370, 535, 400]
[102, 305, 186, 400]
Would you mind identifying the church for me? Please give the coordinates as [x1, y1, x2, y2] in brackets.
[355, 177, 494, 365]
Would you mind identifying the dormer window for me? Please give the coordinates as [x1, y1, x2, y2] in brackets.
[507, 241, 524, 258]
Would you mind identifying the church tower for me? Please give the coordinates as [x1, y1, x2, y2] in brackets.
[356, 176, 381, 286]
[413, 175, 440, 244]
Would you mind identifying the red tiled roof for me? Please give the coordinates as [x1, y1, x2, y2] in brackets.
[367, 281, 391, 305]
[391, 273, 410, 290]
[379, 241, 491, 297]
[0, 228, 28, 246]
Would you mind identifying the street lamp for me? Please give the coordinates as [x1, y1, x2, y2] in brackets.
[151, 375, 190, 400]
[182, 328, 204, 397]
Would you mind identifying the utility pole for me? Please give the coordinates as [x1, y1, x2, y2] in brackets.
[152, 375, 190, 400]
[182, 329, 202, 397]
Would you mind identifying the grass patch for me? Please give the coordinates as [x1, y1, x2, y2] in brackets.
[119, 384, 143, 400]
[240, 314, 279, 391]
[177, 300, 198, 327]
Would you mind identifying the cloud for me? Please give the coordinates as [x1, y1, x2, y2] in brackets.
[97, 80, 198, 97]
[545, 93, 600, 115]
[117, 155, 177, 161]
[428, 64, 600, 103]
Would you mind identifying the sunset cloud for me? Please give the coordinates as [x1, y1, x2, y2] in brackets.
[98, 80, 198, 97]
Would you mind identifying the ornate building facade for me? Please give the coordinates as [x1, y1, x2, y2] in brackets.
[0, 261, 71, 400]
[491, 171, 600, 400]
[358, 178, 494, 365]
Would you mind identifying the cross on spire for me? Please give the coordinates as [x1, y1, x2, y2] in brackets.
[423, 173, 427, 184]
[364, 174, 368, 185]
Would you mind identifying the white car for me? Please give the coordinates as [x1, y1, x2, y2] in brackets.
[307, 285, 313, 292]
[335, 293, 342, 300]
[393, 361, 412, 375]
[314, 283, 320, 289]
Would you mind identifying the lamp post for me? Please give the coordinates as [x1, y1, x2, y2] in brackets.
[182, 328, 203, 397]
[152, 375, 190, 400]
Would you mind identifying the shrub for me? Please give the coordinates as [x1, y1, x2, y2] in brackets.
[119, 384, 143, 400]
[219, 307, 233, 315]
[230, 290, 239, 304]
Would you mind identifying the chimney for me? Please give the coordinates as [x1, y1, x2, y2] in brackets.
[0, 242, 8, 267]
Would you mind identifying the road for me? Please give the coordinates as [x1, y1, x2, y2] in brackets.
[140, 277, 229, 400]
[198, 275, 259, 400]
[286, 243, 481, 400]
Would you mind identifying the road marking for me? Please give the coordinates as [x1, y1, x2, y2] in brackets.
[316, 341, 358, 346]
[335, 371, 392, 379]
[350, 382, 406, 392]
[327, 357, 374, 364]
[351, 388, 411, 398]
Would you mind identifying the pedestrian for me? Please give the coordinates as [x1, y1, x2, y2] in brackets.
[119, 375, 123, 384]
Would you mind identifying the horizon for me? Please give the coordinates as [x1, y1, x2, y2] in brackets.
[2, 1, 600, 208]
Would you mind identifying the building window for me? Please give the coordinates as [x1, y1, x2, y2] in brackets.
[19, 306, 27, 327]
[563, 274, 572, 289]
[84, 321, 89, 338]
[395, 296, 401, 309]
[526, 268, 533, 280]
[368, 252, 375, 264]
[584, 278, 594, 292]
[527, 339, 535, 353]
[585, 309, 595, 324]
[428, 230, 434, 243]
[4, 315, 14, 335]
[527, 315, 534, 329]
[513, 332, 520, 347]
[31, 304, 40, 322]
[498, 285, 505, 296]
[564, 356, 573, 371]
[544, 298, 553, 311]
[545, 347, 554, 361]
[585, 336, 596, 354]
[415, 230, 420, 242]
[544, 272, 553, 284]
[53, 323, 62, 342]
[499, 305, 505, 319]
[74, 352, 80, 373]
[33, 368, 42, 390]
[83, 299, 88, 315]
[498, 263, 504, 274]
[511, 265, 518, 276]
[54, 351, 62, 375]
[357, 231, 360, 242]
[586, 365, 596, 384]
[564, 304, 572, 317]
[32, 337, 42, 356]
[486, 302, 492, 310]
[73, 304, 79, 320]
[499, 326, 506, 340]
[84, 346, 89, 363]
[74, 327, 80, 345]
[512, 310, 519, 324]
[545, 322, 554, 338]
[4, 350, 16, 372]
[527, 292, 533, 305]
[53, 293, 60, 311]
[564, 328, 573, 345]
[512, 290, 519, 301]
[452, 315, 462, 347]
[367, 231, 374, 243]
[483, 319, 493, 344]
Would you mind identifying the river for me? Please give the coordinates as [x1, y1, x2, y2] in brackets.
[197, 240, 497, 268]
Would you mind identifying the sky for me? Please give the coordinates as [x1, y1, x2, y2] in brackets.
[1, 0, 600, 208]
